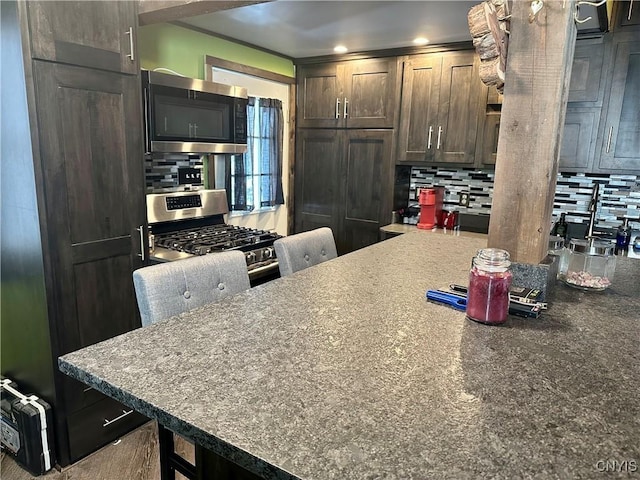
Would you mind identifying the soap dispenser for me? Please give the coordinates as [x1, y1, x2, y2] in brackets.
[616, 218, 631, 250]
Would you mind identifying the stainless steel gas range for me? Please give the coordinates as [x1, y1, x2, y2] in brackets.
[146, 189, 282, 285]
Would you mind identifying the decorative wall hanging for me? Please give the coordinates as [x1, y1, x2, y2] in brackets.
[468, 0, 511, 93]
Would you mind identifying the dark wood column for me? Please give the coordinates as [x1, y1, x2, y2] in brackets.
[488, 0, 577, 264]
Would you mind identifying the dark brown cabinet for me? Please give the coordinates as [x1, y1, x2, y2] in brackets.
[297, 58, 399, 129]
[295, 129, 393, 254]
[1, 1, 147, 468]
[559, 109, 600, 171]
[568, 39, 607, 104]
[397, 50, 482, 165]
[557, 37, 607, 172]
[597, 39, 640, 172]
[476, 38, 611, 171]
[476, 110, 500, 166]
[25, 0, 138, 74]
[614, 1, 640, 31]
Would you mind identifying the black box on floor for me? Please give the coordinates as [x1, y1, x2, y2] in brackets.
[1, 377, 55, 475]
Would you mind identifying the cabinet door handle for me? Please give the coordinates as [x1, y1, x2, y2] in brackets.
[437, 126, 443, 149]
[606, 126, 613, 153]
[143, 88, 150, 151]
[188, 123, 193, 138]
[335, 98, 341, 118]
[125, 27, 134, 62]
[103, 409, 133, 427]
[428, 126, 433, 149]
[629, 0, 634, 21]
[137, 225, 145, 261]
[344, 97, 348, 118]
[193, 123, 198, 138]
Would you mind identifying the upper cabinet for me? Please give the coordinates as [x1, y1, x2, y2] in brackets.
[297, 57, 399, 128]
[396, 50, 482, 165]
[613, 0, 640, 31]
[25, 1, 138, 74]
[568, 39, 607, 105]
[558, 37, 609, 172]
[559, 108, 600, 171]
[596, 39, 640, 172]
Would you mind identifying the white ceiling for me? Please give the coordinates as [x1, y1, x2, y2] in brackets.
[178, 1, 480, 59]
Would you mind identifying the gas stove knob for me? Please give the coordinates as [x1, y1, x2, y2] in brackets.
[264, 246, 274, 259]
[245, 251, 256, 263]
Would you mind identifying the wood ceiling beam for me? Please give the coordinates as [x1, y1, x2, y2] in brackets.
[138, 0, 272, 26]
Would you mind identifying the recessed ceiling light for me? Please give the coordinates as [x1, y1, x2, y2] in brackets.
[334, 45, 348, 54]
[413, 37, 429, 46]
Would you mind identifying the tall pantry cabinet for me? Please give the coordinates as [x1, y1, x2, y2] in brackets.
[295, 58, 399, 254]
[1, 0, 147, 467]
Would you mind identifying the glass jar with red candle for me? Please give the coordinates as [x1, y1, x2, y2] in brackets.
[466, 248, 512, 325]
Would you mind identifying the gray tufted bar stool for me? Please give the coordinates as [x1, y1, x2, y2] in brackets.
[132, 250, 250, 327]
[273, 227, 338, 277]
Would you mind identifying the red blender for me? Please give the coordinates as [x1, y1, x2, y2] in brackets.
[417, 187, 443, 230]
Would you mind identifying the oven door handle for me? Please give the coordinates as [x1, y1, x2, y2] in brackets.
[136, 225, 145, 261]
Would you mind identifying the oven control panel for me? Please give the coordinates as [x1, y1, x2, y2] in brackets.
[147, 189, 229, 224]
[166, 194, 202, 211]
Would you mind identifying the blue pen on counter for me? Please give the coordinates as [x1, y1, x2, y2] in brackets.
[426, 290, 467, 311]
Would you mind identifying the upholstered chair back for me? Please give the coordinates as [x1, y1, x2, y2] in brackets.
[133, 250, 250, 327]
[273, 227, 338, 277]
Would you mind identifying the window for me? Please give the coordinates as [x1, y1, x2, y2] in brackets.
[230, 96, 284, 211]
[208, 61, 292, 214]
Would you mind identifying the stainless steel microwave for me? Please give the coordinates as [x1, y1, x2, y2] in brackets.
[142, 70, 248, 154]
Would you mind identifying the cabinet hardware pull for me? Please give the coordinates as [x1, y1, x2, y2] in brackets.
[437, 126, 443, 149]
[137, 225, 145, 261]
[606, 126, 613, 153]
[344, 97, 348, 118]
[193, 123, 198, 137]
[125, 27, 134, 62]
[629, 0, 634, 20]
[143, 89, 150, 151]
[103, 409, 133, 427]
[164, 117, 168, 133]
[335, 98, 341, 118]
[428, 126, 433, 149]
[189, 123, 193, 138]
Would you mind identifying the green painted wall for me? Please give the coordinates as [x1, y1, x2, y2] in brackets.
[138, 23, 295, 80]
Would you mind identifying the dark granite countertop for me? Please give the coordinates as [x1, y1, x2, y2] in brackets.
[59, 231, 640, 479]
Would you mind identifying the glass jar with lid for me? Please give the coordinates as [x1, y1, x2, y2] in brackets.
[559, 239, 616, 291]
[466, 248, 513, 325]
[548, 235, 566, 278]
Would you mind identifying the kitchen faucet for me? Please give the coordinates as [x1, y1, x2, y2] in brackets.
[585, 182, 600, 244]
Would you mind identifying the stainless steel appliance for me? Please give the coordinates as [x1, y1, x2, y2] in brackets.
[142, 70, 248, 154]
[147, 189, 282, 285]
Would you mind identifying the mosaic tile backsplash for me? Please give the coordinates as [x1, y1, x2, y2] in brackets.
[145, 154, 205, 193]
[410, 167, 640, 233]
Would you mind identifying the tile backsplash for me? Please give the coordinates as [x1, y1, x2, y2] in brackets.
[145, 153, 205, 193]
[410, 167, 640, 232]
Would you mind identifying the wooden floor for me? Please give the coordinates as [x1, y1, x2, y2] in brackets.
[1, 422, 194, 480]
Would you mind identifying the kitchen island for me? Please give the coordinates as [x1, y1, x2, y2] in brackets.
[59, 231, 640, 479]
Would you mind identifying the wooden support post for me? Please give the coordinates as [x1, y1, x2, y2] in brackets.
[488, 0, 577, 264]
